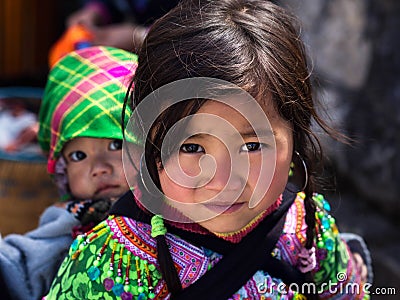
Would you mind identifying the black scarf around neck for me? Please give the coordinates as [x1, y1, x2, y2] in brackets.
[109, 185, 310, 299]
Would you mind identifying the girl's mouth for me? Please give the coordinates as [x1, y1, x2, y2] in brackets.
[202, 202, 245, 214]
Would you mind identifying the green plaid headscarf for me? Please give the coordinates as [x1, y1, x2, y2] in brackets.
[38, 46, 138, 174]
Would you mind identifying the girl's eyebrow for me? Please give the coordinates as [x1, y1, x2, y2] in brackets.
[184, 133, 207, 140]
[240, 127, 275, 138]
[184, 128, 275, 140]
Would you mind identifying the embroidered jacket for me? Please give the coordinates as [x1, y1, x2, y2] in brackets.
[44, 192, 369, 300]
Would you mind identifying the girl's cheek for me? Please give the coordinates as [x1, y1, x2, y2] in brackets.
[159, 169, 191, 203]
[159, 170, 175, 198]
[181, 163, 201, 177]
[175, 155, 201, 177]
[162, 156, 201, 187]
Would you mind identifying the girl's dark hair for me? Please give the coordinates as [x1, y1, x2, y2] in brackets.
[125, 0, 343, 294]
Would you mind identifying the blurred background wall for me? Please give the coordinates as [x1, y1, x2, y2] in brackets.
[0, 0, 80, 86]
[0, 0, 80, 234]
[279, 0, 400, 297]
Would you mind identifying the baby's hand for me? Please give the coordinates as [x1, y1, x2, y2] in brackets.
[67, 6, 102, 28]
[353, 252, 368, 282]
[91, 23, 144, 51]
[54, 201, 68, 209]
[340, 233, 372, 283]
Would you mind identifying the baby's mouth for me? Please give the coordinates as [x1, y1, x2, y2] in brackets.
[95, 184, 119, 196]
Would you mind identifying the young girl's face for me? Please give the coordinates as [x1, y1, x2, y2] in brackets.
[158, 100, 293, 233]
[62, 137, 129, 201]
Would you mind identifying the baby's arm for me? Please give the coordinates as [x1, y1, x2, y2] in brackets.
[4, 122, 38, 152]
[0, 206, 79, 300]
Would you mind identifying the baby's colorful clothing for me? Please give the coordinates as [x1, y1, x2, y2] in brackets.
[0, 206, 79, 300]
[44, 190, 369, 299]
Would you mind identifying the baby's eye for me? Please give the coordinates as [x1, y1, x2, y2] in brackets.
[240, 142, 264, 152]
[180, 143, 204, 153]
[109, 139, 123, 151]
[69, 151, 87, 162]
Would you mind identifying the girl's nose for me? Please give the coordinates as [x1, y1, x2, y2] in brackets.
[204, 150, 243, 191]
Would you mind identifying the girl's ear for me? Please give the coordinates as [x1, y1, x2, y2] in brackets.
[156, 160, 163, 171]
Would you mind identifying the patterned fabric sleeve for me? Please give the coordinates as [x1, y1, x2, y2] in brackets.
[44, 224, 110, 300]
[312, 194, 369, 299]
[44, 218, 163, 300]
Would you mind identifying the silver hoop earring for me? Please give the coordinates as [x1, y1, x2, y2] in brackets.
[139, 153, 152, 194]
[287, 150, 308, 192]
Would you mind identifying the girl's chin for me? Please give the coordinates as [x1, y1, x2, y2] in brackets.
[199, 221, 246, 234]
[198, 213, 250, 234]
[169, 202, 244, 222]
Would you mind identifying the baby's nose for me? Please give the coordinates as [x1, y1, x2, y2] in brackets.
[91, 160, 112, 177]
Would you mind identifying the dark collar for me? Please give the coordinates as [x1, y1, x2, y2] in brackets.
[109, 185, 297, 255]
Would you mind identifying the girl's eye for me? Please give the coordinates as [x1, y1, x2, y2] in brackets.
[240, 142, 263, 152]
[180, 143, 204, 153]
[69, 151, 87, 162]
[109, 139, 123, 151]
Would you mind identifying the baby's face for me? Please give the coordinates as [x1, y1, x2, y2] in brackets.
[62, 137, 129, 201]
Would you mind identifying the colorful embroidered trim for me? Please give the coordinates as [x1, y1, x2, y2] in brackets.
[71, 220, 160, 299]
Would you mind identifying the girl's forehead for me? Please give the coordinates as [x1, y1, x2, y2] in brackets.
[196, 98, 278, 123]
[182, 100, 276, 137]
[199, 94, 276, 114]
